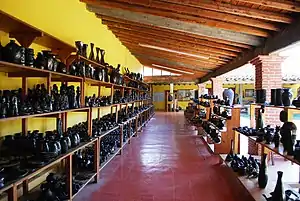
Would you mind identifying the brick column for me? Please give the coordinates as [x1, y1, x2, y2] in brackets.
[250, 55, 285, 126]
[198, 83, 206, 97]
[211, 77, 224, 98]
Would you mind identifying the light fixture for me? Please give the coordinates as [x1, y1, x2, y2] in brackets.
[151, 64, 194, 75]
[139, 43, 209, 60]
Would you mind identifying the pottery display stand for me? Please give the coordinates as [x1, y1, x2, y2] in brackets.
[229, 103, 300, 200]
[0, 10, 154, 201]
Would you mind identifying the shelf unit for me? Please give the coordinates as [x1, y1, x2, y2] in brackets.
[0, 10, 154, 201]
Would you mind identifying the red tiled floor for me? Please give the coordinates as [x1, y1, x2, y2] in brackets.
[74, 112, 255, 201]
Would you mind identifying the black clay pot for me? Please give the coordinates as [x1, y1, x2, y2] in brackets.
[95, 47, 100, 63]
[3, 40, 25, 65]
[25, 48, 34, 67]
[75, 41, 83, 56]
[258, 154, 268, 188]
[35, 52, 46, 69]
[280, 122, 297, 156]
[282, 88, 293, 106]
[275, 88, 283, 106]
[294, 140, 300, 161]
[270, 89, 276, 105]
[279, 110, 288, 123]
[82, 44, 88, 58]
[292, 97, 300, 108]
[57, 62, 67, 74]
[60, 138, 68, 154]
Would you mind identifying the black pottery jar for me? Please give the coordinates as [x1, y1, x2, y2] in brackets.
[258, 154, 268, 188]
[25, 48, 34, 67]
[3, 40, 25, 65]
[275, 88, 283, 106]
[270, 89, 276, 105]
[282, 88, 292, 106]
[95, 47, 100, 63]
[100, 49, 105, 65]
[280, 122, 297, 156]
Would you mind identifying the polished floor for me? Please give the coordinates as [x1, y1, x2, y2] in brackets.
[75, 112, 254, 201]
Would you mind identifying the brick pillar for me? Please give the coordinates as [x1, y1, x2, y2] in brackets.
[250, 55, 285, 126]
[198, 84, 206, 97]
[211, 77, 224, 98]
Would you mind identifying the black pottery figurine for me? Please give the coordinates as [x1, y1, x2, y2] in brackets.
[273, 126, 280, 148]
[95, 47, 100, 63]
[100, 49, 105, 65]
[3, 40, 25, 65]
[280, 122, 297, 156]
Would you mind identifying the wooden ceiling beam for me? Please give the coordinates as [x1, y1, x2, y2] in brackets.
[135, 55, 214, 72]
[83, 0, 280, 32]
[95, 8, 269, 37]
[132, 52, 221, 68]
[108, 26, 243, 52]
[157, 0, 292, 23]
[199, 15, 300, 83]
[87, 5, 264, 46]
[142, 62, 204, 75]
[121, 39, 233, 60]
[144, 75, 199, 84]
[236, 0, 300, 12]
[125, 45, 226, 65]
[114, 32, 238, 57]
[108, 26, 242, 53]
[126, 47, 229, 66]
[101, 17, 252, 49]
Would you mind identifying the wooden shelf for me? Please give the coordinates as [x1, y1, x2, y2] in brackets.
[236, 131, 300, 166]
[98, 126, 119, 139]
[0, 107, 90, 122]
[0, 11, 75, 53]
[123, 75, 149, 87]
[0, 61, 83, 81]
[71, 172, 97, 199]
[67, 55, 105, 69]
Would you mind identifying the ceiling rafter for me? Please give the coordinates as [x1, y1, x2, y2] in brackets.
[87, 6, 264, 46]
[157, 0, 293, 23]
[114, 32, 238, 57]
[108, 26, 243, 52]
[236, 0, 300, 12]
[84, 0, 281, 31]
[101, 17, 253, 49]
[125, 45, 227, 65]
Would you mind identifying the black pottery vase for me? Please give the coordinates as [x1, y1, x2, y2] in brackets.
[100, 49, 105, 65]
[82, 44, 88, 58]
[273, 126, 280, 148]
[275, 88, 283, 106]
[258, 154, 268, 188]
[75, 41, 83, 56]
[273, 171, 284, 201]
[256, 105, 264, 130]
[225, 140, 234, 162]
[282, 88, 292, 106]
[95, 47, 100, 63]
[271, 89, 276, 105]
[89, 43, 95, 61]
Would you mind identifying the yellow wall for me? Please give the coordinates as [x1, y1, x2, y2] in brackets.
[0, 0, 142, 136]
[152, 84, 198, 110]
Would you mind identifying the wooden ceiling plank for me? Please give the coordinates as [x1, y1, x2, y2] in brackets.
[101, 17, 252, 49]
[121, 41, 230, 64]
[121, 39, 234, 60]
[157, 0, 292, 23]
[236, 0, 300, 12]
[135, 54, 214, 72]
[114, 32, 238, 57]
[141, 62, 203, 74]
[84, 0, 281, 31]
[109, 26, 243, 52]
[87, 5, 264, 46]
[92, 4, 269, 37]
[132, 52, 222, 68]
[126, 45, 227, 65]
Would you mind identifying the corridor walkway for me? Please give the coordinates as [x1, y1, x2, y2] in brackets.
[75, 112, 254, 201]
